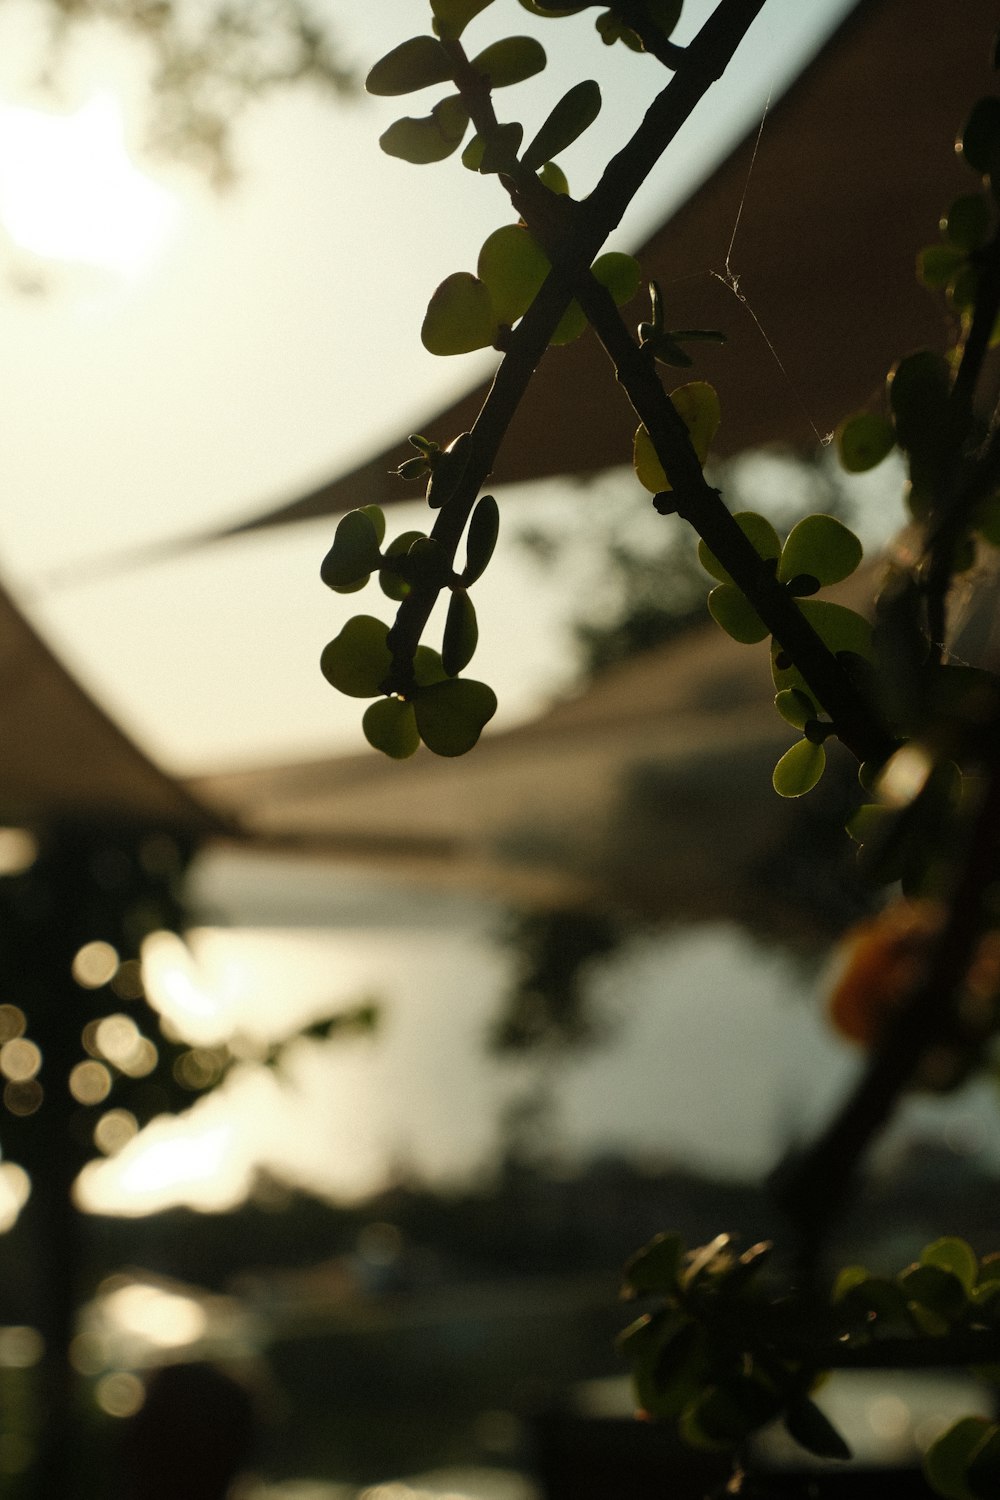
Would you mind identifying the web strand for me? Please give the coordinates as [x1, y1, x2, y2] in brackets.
[710, 89, 833, 448]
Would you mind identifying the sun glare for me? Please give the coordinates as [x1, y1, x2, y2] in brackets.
[0, 92, 176, 275]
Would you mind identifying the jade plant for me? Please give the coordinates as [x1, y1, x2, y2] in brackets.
[319, 2, 1000, 1493]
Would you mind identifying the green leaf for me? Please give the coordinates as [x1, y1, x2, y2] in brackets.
[778, 515, 863, 588]
[470, 35, 546, 88]
[784, 1399, 851, 1462]
[550, 298, 588, 345]
[463, 494, 500, 583]
[421, 272, 498, 355]
[320, 616, 392, 699]
[774, 688, 817, 729]
[831, 1264, 870, 1303]
[698, 511, 781, 584]
[592, 251, 642, 307]
[685, 1376, 782, 1448]
[943, 194, 992, 252]
[636, 1321, 710, 1421]
[380, 95, 470, 163]
[923, 1417, 994, 1500]
[836, 411, 896, 472]
[968, 1426, 1000, 1500]
[379, 530, 426, 601]
[320, 509, 384, 590]
[363, 698, 421, 759]
[917, 243, 968, 290]
[414, 677, 498, 756]
[922, 1238, 979, 1294]
[522, 79, 602, 171]
[366, 36, 452, 96]
[477, 224, 550, 326]
[773, 738, 826, 797]
[479, 121, 524, 173]
[833, 1273, 912, 1331]
[899, 1262, 967, 1332]
[426, 432, 472, 508]
[442, 590, 479, 675]
[845, 802, 894, 849]
[961, 97, 1000, 176]
[771, 601, 873, 693]
[537, 160, 569, 194]
[633, 382, 721, 493]
[431, 0, 497, 39]
[622, 1232, 684, 1297]
[462, 133, 485, 170]
[414, 645, 450, 686]
[707, 583, 768, 644]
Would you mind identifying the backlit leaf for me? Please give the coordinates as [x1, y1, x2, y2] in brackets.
[943, 194, 991, 252]
[622, 1232, 684, 1297]
[477, 224, 550, 325]
[888, 350, 952, 452]
[837, 411, 896, 472]
[773, 738, 826, 798]
[442, 590, 479, 676]
[774, 688, 816, 729]
[778, 515, 863, 587]
[463, 494, 500, 583]
[470, 35, 546, 88]
[421, 272, 498, 355]
[592, 251, 641, 306]
[380, 95, 470, 163]
[320, 616, 392, 699]
[923, 1417, 993, 1500]
[922, 1238, 979, 1294]
[961, 97, 1000, 176]
[784, 1399, 851, 1461]
[321, 509, 384, 590]
[707, 583, 768, 644]
[917, 243, 968, 290]
[414, 677, 498, 755]
[698, 511, 781, 585]
[550, 298, 588, 345]
[379, 530, 426, 601]
[366, 35, 452, 95]
[522, 79, 601, 171]
[363, 698, 420, 759]
[537, 161, 570, 194]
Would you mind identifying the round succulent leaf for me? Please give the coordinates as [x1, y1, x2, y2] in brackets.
[635, 1322, 711, 1422]
[358, 505, 386, 545]
[463, 494, 500, 583]
[442, 589, 479, 676]
[697, 511, 781, 584]
[537, 160, 569, 194]
[405, 536, 451, 588]
[774, 687, 817, 729]
[380, 96, 470, 163]
[479, 121, 524, 174]
[922, 1238, 979, 1294]
[320, 616, 392, 698]
[707, 583, 769, 644]
[366, 35, 452, 96]
[646, 0, 684, 37]
[917, 243, 968, 290]
[470, 35, 546, 88]
[522, 78, 602, 171]
[845, 802, 894, 848]
[592, 251, 641, 307]
[431, 0, 497, 40]
[968, 1427, 1000, 1500]
[379, 529, 426, 600]
[363, 697, 420, 759]
[321, 509, 384, 590]
[831, 1264, 871, 1303]
[771, 601, 874, 693]
[421, 271, 498, 355]
[778, 514, 863, 587]
[414, 645, 449, 686]
[837, 411, 896, 472]
[900, 1262, 967, 1329]
[961, 97, 1000, 176]
[923, 1417, 994, 1500]
[550, 298, 588, 345]
[462, 133, 485, 170]
[426, 432, 472, 507]
[414, 677, 498, 756]
[635, 384, 722, 491]
[477, 224, 550, 326]
[773, 738, 826, 798]
[943, 193, 991, 252]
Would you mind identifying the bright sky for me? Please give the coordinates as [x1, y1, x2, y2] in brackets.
[0, 0, 858, 776]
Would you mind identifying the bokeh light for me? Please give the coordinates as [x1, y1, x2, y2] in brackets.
[95, 1371, 144, 1419]
[69, 1060, 112, 1106]
[0, 1163, 31, 1231]
[0, 829, 38, 876]
[93, 1109, 138, 1156]
[0, 1039, 40, 1082]
[0, 1008, 25, 1043]
[72, 941, 119, 990]
[4, 1080, 42, 1117]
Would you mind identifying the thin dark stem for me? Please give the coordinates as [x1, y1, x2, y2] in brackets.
[385, 0, 770, 683]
